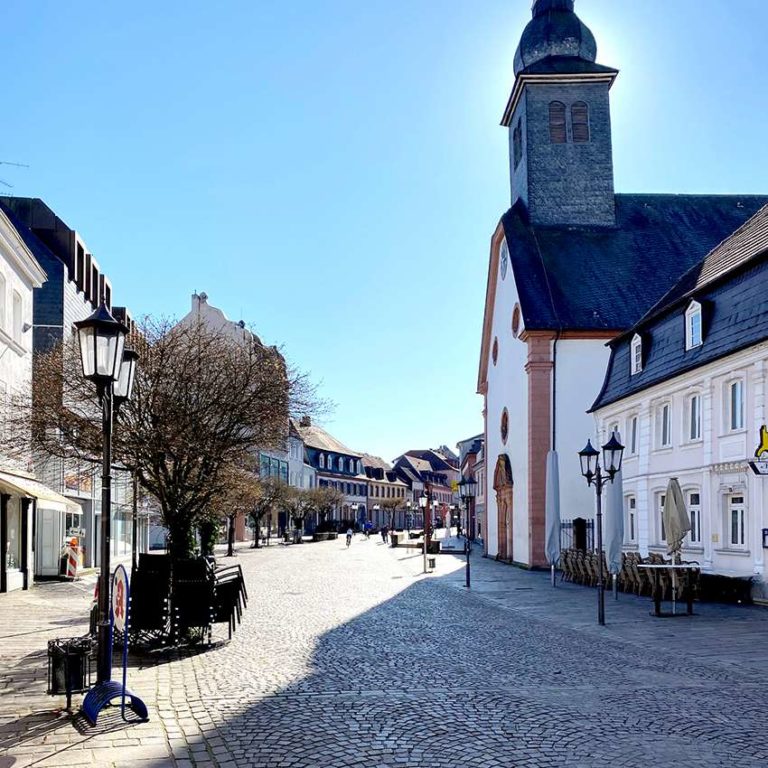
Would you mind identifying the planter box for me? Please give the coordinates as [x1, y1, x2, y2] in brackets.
[312, 532, 339, 542]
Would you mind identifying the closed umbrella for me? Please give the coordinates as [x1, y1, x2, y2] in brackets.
[604, 465, 624, 599]
[545, 450, 561, 587]
[663, 477, 691, 613]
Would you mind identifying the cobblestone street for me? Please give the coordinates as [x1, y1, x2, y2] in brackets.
[2, 537, 767, 768]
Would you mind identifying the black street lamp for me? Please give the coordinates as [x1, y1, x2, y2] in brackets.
[74, 302, 132, 684]
[578, 434, 624, 626]
[459, 476, 477, 588]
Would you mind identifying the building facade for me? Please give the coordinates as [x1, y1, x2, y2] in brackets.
[476, 0, 768, 568]
[593, 204, 768, 598]
[0, 207, 47, 593]
[293, 417, 367, 526]
[362, 454, 408, 528]
[0, 197, 139, 576]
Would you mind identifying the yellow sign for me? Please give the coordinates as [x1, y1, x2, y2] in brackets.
[755, 425, 768, 458]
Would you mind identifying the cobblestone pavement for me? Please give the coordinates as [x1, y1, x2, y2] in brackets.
[2, 536, 767, 768]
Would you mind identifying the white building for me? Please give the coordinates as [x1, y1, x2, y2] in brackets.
[476, 0, 767, 567]
[593, 204, 768, 599]
[0, 207, 48, 592]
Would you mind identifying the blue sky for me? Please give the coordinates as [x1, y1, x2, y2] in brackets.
[3, 1, 767, 461]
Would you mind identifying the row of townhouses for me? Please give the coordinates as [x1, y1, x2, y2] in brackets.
[476, 0, 768, 599]
[0, 196, 145, 594]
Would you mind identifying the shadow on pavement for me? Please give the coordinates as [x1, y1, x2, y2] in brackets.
[137, 549, 768, 768]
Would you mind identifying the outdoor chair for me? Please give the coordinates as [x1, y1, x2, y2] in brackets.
[213, 564, 248, 640]
[172, 558, 216, 645]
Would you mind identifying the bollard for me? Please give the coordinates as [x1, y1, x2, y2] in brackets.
[465, 540, 471, 588]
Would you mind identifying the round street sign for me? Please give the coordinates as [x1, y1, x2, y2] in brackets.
[112, 564, 129, 632]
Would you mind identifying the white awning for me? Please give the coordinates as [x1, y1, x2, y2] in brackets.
[0, 470, 82, 515]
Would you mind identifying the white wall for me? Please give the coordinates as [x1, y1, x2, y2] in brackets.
[555, 339, 612, 523]
[484, 240, 528, 559]
[596, 343, 768, 596]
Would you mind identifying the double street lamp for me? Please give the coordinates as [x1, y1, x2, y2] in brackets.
[459, 475, 477, 588]
[74, 302, 136, 684]
[577, 433, 624, 627]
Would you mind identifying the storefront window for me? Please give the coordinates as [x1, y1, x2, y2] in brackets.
[5, 501, 21, 571]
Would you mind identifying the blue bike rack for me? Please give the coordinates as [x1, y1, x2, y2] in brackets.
[83, 565, 149, 725]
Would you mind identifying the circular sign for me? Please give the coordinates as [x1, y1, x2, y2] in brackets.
[112, 564, 129, 632]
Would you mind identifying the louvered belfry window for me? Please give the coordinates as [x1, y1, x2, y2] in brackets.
[572, 101, 590, 143]
[549, 101, 566, 143]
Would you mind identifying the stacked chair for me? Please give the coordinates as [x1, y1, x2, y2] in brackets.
[127, 554, 248, 648]
[558, 546, 700, 602]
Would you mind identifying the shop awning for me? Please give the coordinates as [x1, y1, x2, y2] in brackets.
[0, 471, 82, 514]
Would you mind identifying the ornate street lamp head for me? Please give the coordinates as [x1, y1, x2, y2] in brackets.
[601, 433, 625, 479]
[74, 302, 129, 385]
[578, 439, 599, 485]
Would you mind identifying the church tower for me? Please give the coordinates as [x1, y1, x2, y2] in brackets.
[503, 0, 618, 227]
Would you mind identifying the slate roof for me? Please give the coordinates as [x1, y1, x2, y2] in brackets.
[592, 203, 768, 410]
[503, 194, 768, 333]
[361, 454, 391, 472]
[291, 419, 362, 457]
[518, 57, 617, 77]
[514, 1, 597, 76]
[0, 201, 60, 272]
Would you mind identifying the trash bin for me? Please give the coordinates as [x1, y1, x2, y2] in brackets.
[48, 636, 94, 709]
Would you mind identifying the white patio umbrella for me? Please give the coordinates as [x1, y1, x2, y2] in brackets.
[663, 477, 691, 614]
[545, 450, 561, 587]
[604, 463, 624, 600]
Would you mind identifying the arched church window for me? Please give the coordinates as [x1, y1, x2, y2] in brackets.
[492, 337, 499, 365]
[549, 101, 566, 144]
[513, 118, 523, 169]
[501, 408, 509, 445]
[572, 101, 590, 143]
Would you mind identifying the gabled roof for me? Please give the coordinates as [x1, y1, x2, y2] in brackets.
[478, 194, 768, 392]
[633, 203, 768, 329]
[592, 203, 768, 411]
[290, 419, 362, 458]
[361, 454, 391, 471]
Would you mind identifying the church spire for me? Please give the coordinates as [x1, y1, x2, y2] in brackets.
[532, 0, 575, 15]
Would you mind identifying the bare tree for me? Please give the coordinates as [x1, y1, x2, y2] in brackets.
[280, 487, 313, 543]
[381, 498, 403, 530]
[307, 486, 344, 532]
[27, 317, 322, 561]
[246, 476, 287, 548]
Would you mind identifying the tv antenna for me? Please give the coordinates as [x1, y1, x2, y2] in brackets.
[0, 160, 30, 189]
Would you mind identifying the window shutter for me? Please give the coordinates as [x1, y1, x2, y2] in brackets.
[549, 101, 566, 144]
[571, 101, 590, 143]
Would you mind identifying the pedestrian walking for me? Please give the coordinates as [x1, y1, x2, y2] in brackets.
[381, 525, 388, 544]
[346, 527, 353, 547]
[364, 520, 372, 539]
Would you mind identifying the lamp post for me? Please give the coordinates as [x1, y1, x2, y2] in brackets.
[578, 433, 625, 627]
[459, 476, 477, 588]
[74, 302, 133, 684]
[419, 484, 432, 574]
[405, 501, 412, 534]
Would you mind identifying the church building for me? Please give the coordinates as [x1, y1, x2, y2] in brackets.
[477, 0, 767, 567]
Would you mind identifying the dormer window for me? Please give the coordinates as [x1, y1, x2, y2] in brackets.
[319, 453, 325, 469]
[630, 334, 643, 375]
[685, 300, 703, 350]
[549, 101, 566, 144]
